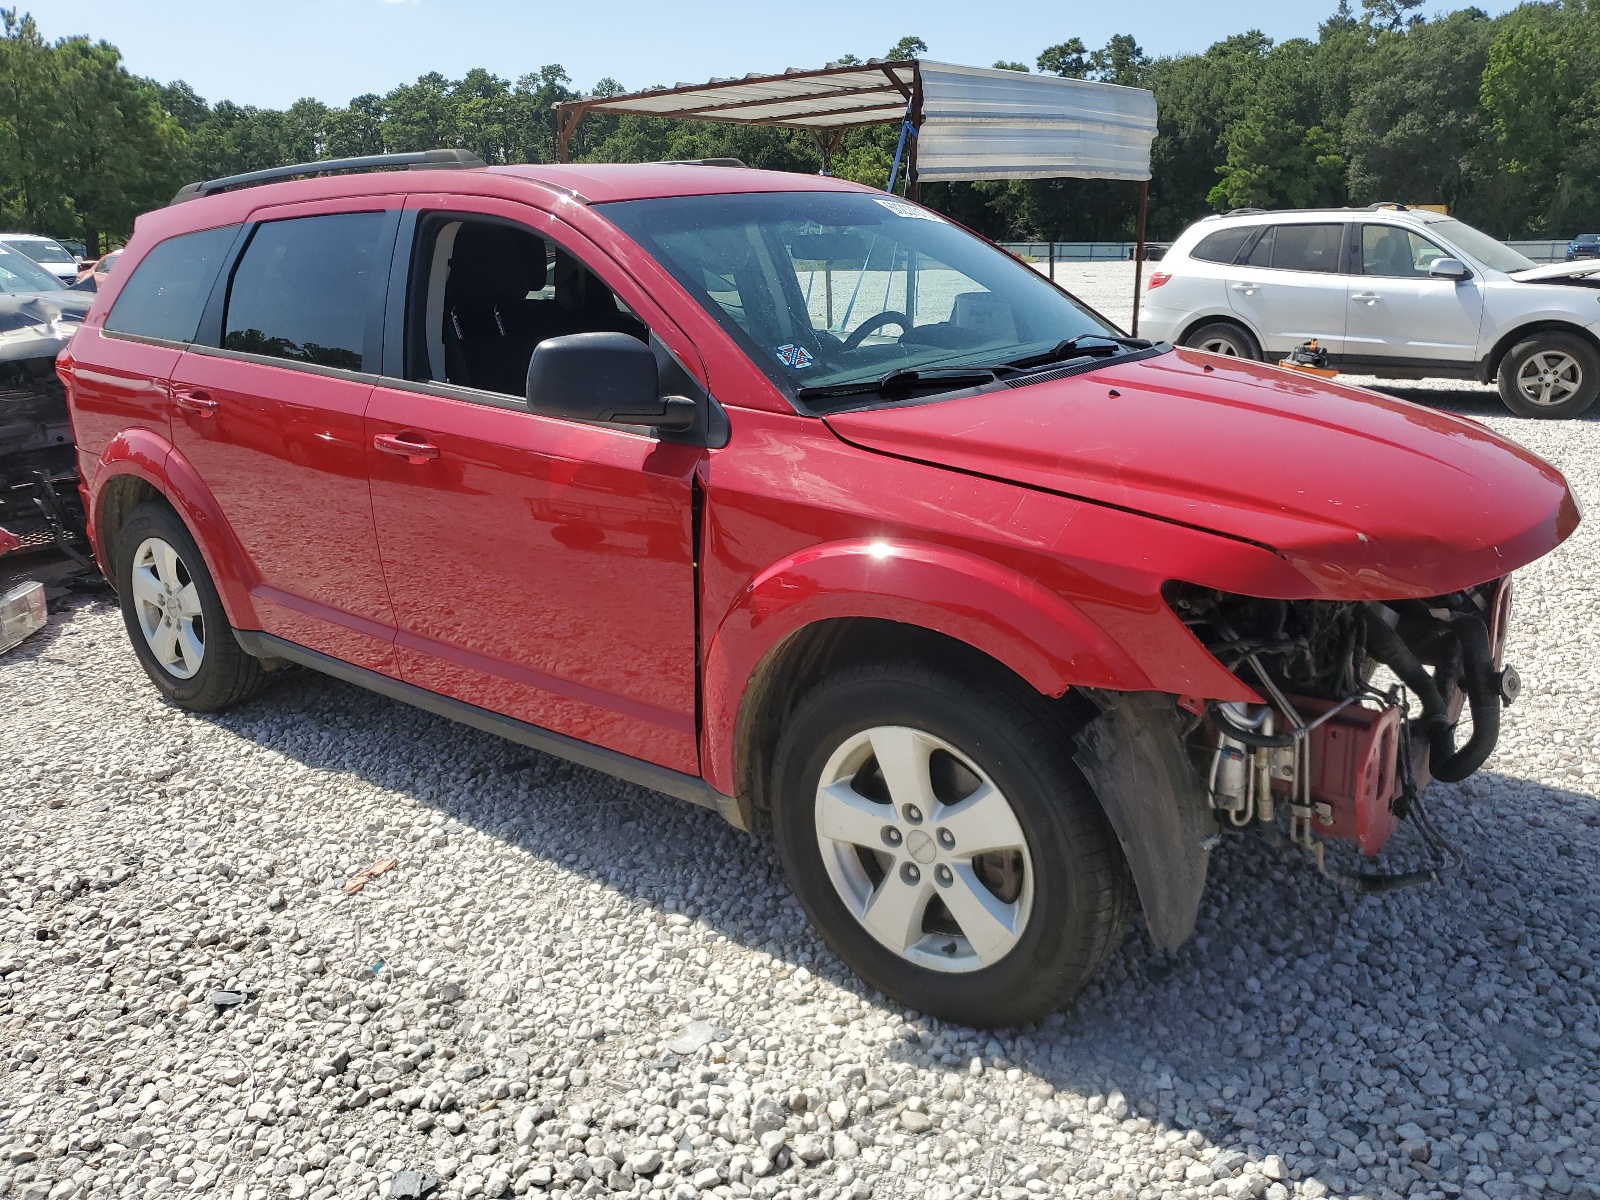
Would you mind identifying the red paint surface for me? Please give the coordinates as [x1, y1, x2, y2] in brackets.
[62, 166, 1580, 800]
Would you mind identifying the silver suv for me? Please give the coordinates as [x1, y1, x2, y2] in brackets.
[1139, 204, 1600, 418]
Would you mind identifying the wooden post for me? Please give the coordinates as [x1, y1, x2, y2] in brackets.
[1131, 178, 1149, 336]
[1047, 240, 1055, 283]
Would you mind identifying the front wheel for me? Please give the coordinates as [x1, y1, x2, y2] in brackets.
[770, 660, 1132, 1027]
[1497, 332, 1600, 418]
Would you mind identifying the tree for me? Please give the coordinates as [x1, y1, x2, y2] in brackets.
[1089, 34, 1148, 86]
[1208, 115, 1344, 210]
[992, 61, 1030, 73]
[1361, 0, 1425, 34]
[886, 36, 927, 61]
[1037, 38, 1089, 79]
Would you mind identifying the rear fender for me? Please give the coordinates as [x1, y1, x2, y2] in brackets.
[92, 431, 260, 628]
[701, 537, 1150, 795]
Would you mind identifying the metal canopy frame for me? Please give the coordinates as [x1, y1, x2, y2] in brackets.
[553, 59, 1153, 333]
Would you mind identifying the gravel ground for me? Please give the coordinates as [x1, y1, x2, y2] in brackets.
[3, 320, 1599, 1200]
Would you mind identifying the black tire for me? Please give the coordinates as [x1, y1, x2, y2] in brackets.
[1496, 332, 1600, 419]
[114, 501, 268, 712]
[1181, 320, 1261, 360]
[770, 659, 1133, 1028]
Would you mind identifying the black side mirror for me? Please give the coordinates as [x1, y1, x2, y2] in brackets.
[525, 332, 695, 432]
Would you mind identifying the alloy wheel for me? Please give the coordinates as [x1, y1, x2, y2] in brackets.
[1516, 350, 1582, 408]
[129, 536, 206, 679]
[1200, 336, 1242, 356]
[813, 725, 1034, 973]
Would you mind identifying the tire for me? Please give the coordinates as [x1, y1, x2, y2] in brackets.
[1181, 320, 1261, 360]
[1496, 332, 1600, 419]
[770, 659, 1133, 1028]
[114, 501, 267, 712]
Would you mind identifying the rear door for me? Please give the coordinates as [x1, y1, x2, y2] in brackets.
[168, 201, 401, 672]
[363, 195, 705, 774]
[1225, 222, 1349, 354]
[1344, 223, 1484, 366]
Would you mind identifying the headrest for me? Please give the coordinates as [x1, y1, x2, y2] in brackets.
[445, 221, 547, 304]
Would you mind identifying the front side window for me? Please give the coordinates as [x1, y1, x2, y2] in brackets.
[404, 216, 648, 396]
[104, 225, 236, 342]
[224, 212, 385, 371]
[601, 190, 1120, 402]
[1361, 226, 1448, 278]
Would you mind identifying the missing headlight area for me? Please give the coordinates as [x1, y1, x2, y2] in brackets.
[1166, 578, 1517, 892]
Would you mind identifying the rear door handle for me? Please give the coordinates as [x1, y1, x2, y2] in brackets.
[172, 387, 218, 415]
[1231, 282, 1261, 294]
[373, 432, 440, 465]
[1352, 292, 1382, 304]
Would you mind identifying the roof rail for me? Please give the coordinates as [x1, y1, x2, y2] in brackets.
[171, 149, 487, 204]
[657, 158, 747, 168]
[1224, 207, 1267, 216]
[1366, 201, 1409, 211]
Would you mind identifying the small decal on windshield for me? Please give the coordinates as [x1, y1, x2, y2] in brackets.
[775, 344, 813, 369]
[873, 197, 942, 222]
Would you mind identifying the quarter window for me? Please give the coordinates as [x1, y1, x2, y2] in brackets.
[224, 213, 386, 371]
[1190, 226, 1255, 265]
[104, 225, 237, 342]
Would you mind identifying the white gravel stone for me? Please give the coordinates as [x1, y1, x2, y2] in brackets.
[4, 392, 1600, 1200]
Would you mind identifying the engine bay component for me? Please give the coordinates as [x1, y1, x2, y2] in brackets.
[1283, 694, 1402, 856]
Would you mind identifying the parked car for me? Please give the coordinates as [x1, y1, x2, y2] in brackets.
[1141, 204, 1600, 418]
[61, 153, 1576, 1026]
[1567, 233, 1600, 261]
[57, 238, 87, 261]
[0, 233, 80, 282]
[0, 244, 90, 554]
[71, 248, 122, 292]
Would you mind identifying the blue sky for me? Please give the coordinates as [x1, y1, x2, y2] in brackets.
[25, 0, 1509, 109]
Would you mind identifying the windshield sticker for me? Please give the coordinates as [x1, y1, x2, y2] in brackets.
[775, 344, 813, 369]
[873, 197, 942, 222]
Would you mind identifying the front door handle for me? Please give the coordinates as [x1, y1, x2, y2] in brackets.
[1351, 292, 1382, 304]
[373, 432, 440, 465]
[172, 387, 218, 415]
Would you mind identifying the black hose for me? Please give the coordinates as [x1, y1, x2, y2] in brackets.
[1208, 701, 1296, 747]
[1430, 615, 1499, 783]
[1361, 603, 1451, 754]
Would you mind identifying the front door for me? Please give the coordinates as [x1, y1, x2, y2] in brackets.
[168, 206, 400, 672]
[1225, 222, 1350, 355]
[1344, 223, 1485, 365]
[364, 198, 704, 774]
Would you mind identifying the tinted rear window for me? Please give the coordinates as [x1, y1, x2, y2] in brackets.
[223, 212, 386, 371]
[1190, 226, 1254, 265]
[104, 226, 237, 342]
[1269, 223, 1344, 273]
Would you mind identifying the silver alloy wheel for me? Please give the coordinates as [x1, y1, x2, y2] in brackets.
[814, 725, 1034, 973]
[129, 536, 205, 679]
[1516, 350, 1582, 407]
[1199, 335, 1243, 356]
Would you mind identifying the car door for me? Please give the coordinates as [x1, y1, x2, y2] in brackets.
[1224, 222, 1349, 355]
[167, 202, 402, 672]
[363, 196, 704, 774]
[1344, 223, 1484, 366]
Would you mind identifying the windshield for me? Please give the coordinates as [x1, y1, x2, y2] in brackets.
[7, 237, 75, 265]
[1578, 234, 1600, 244]
[0, 246, 66, 293]
[602, 190, 1120, 403]
[1431, 219, 1536, 273]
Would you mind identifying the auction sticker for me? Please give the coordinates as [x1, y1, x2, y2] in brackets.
[775, 344, 814, 369]
[873, 197, 942, 221]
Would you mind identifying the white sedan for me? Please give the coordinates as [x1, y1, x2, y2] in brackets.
[1138, 205, 1600, 418]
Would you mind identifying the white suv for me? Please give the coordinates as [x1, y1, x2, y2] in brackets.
[1138, 205, 1600, 418]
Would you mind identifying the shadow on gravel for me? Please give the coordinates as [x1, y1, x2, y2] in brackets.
[192, 660, 1600, 1200]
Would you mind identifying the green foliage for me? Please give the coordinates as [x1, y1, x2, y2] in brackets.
[6, 5, 1600, 249]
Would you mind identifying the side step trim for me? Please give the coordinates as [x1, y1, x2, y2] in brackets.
[233, 629, 748, 830]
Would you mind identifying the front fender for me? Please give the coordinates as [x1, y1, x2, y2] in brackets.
[701, 537, 1151, 795]
[91, 431, 261, 629]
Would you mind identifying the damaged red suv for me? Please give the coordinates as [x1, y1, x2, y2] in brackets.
[61, 150, 1578, 1026]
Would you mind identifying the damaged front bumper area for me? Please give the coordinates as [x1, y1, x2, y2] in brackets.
[1168, 578, 1515, 888]
[1, 297, 88, 560]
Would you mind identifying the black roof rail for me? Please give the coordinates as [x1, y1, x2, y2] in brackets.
[1224, 207, 1268, 216]
[171, 149, 487, 204]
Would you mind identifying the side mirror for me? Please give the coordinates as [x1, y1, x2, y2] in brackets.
[1429, 257, 1471, 281]
[525, 332, 695, 432]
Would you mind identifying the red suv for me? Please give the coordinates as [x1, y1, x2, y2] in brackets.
[61, 150, 1577, 1026]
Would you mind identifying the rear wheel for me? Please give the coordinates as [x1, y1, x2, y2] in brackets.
[115, 502, 267, 712]
[770, 659, 1132, 1027]
[1497, 332, 1600, 418]
[1182, 321, 1261, 360]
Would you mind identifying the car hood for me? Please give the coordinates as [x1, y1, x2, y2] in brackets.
[1509, 260, 1600, 286]
[823, 348, 1579, 599]
[0, 292, 87, 364]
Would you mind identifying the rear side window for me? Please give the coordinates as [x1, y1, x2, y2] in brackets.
[223, 213, 386, 371]
[1268, 223, 1344, 273]
[1190, 226, 1254, 265]
[104, 225, 237, 342]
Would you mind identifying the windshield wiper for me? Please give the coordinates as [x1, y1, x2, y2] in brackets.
[795, 367, 998, 401]
[1002, 333, 1152, 372]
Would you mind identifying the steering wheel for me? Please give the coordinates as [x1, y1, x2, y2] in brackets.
[843, 311, 911, 351]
